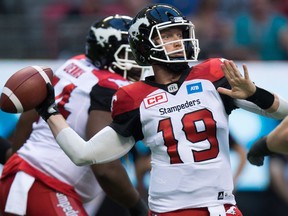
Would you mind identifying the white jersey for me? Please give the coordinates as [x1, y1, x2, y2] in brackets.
[18, 54, 130, 203]
[111, 58, 237, 212]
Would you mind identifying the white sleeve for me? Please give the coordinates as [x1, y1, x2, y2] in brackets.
[56, 126, 135, 166]
[234, 96, 288, 120]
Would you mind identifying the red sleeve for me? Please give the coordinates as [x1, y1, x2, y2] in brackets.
[111, 87, 135, 118]
[188, 58, 225, 82]
[89, 69, 130, 112]
[111, 81, 157, 118]
[94, 69, 130, 90]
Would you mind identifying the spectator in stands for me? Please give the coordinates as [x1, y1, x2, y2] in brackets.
[80, 0, 150, 17]
[218, 0, 250, 18]
[189, 0, 233, 60]
[275, 0, 288, 18]
[230, 0, 288, 60]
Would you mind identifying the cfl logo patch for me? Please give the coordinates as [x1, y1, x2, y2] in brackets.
[144, 92, 168, 108]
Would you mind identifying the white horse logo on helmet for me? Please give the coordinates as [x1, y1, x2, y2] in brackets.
[129, 16, 150, 41]
[91, 27, 122, 47]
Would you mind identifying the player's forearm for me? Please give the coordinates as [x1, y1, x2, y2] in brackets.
[47, 114, 94, 165]
[47, 114, 70, 137]
[245, 87, 288, 119]
[12, 110, 39, 153]
[235, 93, 288, 120]
[0, 137, 11, 164]
[47, 116, 135, 165]
[265, 94, 288, 119]
[267, 117, 288, 154]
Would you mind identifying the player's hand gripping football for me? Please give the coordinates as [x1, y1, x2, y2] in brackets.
[36, 83, 59, 121]
[247, 136, 273, 166]
[217, 60, 256, 99]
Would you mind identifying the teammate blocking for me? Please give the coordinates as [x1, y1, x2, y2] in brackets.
[0, 15, 148, 215]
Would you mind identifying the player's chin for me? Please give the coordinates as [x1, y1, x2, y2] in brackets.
[169, 53, 185, 58]
[169, 56, 186, 61]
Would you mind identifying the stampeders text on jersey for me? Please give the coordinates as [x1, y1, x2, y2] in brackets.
[159, 99, 201, 115]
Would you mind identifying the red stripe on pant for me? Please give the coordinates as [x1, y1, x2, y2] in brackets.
[0, 174, 88, 216]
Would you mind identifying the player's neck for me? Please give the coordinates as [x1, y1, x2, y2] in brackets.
[152, 64, 181, 85]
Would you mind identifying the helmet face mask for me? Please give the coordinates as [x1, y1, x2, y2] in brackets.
[113, 44, 147, 81]
[128, 4, 200, 66]
[149, 21, 199, 63]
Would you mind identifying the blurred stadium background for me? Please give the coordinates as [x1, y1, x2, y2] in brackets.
[1, 1, 288, 215]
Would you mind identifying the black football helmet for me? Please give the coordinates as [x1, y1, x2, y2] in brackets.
[128, 4, 200, 66]
[85, 14, 144, 80]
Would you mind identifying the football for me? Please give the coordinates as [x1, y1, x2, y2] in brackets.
[0, 65, 53, 113]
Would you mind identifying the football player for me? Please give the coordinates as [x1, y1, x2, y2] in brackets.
[0, 15, 147, 216]
[33, 4, 288, 216]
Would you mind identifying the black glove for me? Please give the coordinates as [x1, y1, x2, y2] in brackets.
[247, 136, 273, 166]
[36, 83, 59, 121]
[128, 198, 148, 216]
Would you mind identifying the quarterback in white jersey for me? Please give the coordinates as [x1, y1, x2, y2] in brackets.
[32, 4, 288, 216]
[0, 15, 148, 216]
[111, 58, 239, 212]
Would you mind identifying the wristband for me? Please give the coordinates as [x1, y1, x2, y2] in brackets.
[246, 86, 274, 109]
[38, 104, 59, 122]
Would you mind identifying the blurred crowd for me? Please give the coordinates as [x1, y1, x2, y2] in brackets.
[0, 0, 288, 60]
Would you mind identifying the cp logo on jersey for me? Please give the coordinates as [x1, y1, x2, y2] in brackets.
[144, 92, 168, 109]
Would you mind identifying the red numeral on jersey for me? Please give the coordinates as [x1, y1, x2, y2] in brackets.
[54, 76, 76, 119]
[158, 118, 183, 164]
[158, 109, 219, 164]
